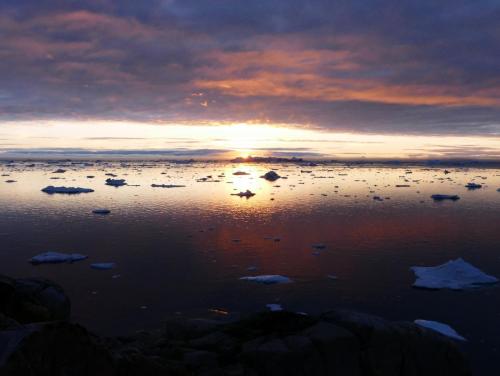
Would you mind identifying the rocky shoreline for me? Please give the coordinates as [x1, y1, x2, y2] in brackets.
[0, 275, 471, 375]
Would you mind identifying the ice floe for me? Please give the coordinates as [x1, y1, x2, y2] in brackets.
[410, 258, 498, 290]
[312, 243, 326, 250]
[261, 171, 281, 181]
[266, 303, 283, 312]
[42, 186, 94, 194]
[105, 178, 126, 187]
[465, 182, 482, 190]
[91, 263, 115, 270]
[92, 209, 111, 215]
[430, 194, 460, 201]
[151, 184, 186, 188]
[240, 275, 292, 284]
[231, 190, 256, 198]
[30, 251, 88, 264]
[414, 319, 466, 341]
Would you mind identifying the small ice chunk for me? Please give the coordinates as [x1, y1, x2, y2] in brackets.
[42, 186, 94, 194]
[247, 266, 258, 271]
[261, 171, 281, 181]
[92, 209, 111, 215]
[151, 184, 186, 188]
[327, 274, 338, 280]
[312, 243, 326, 250]
[431, 194, 460, 201]
[414, 319, 466, 341]
[411, 258, 498, 290]
[465, 182, 482, 190]
[231, 190, 256, 198]
[240, 275, 292, 284]
[266, 303, 283, 312]
[105, 178, 126, 187]
[30, 251, 88, 264]
[52, 169, 66, 173]
[91, 263, 115, 270]
[233, 171, 250, 176]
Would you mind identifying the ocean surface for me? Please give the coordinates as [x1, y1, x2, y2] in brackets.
[1, 160, 499, 374]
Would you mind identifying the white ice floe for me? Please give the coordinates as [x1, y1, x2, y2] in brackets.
[414, 319, 467, 341]
[240, 275, 292, 284]
[411, 258, 498, 290]
[91, 263, 115, 270]
[92, 209, 111, 214]
[151, 184, 186, 188]
[105, 178, 126, 187]
[266, 303, 283, 312]
[30, 251, 88, 264]
[42, 186, 94, 194]
[430, 194, 460, 201]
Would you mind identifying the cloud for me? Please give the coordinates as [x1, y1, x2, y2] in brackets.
[0, 0, 499, 135]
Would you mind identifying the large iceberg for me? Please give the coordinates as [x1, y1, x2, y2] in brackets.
[30, 251, 88, 264]
[42, 186, 94, 194]
[411, 258, 498, 290]
[415, 319, 466, 341]
[240, 275, 292, 284]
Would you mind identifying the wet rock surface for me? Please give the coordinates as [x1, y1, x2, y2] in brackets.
[0, 275, 471, 376]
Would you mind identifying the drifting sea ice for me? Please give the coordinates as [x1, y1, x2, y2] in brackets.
[266, 303, 283, 311]
[41, 186, 94, 194]
[92, 209, 111, 214]
[91, 263, 115, 270]
[105, 178, 126, 187]
[410, 258, 498, 290]
[414, 319, 466, 341]
[151, 184, 186, 188]
[30, 251, 88, 264]
[430, 194, 460, 201]
[240, 275, 292, 284]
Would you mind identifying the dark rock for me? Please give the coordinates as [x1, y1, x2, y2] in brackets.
[0, 276, 70, 324]
[0, 322, 116, 376]
[0, 273, 471, 376]
[183, 350, 218, 370]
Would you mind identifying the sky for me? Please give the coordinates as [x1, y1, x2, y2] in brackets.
[1, 0, 500, 159]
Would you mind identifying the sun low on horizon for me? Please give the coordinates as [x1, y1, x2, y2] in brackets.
[0, 1, 499, 160]
[2, 120, 500, 160]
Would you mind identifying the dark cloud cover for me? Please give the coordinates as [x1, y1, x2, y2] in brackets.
[1, 0, 499, 135]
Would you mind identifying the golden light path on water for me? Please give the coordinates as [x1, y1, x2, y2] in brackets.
[1, 120, 500, 159]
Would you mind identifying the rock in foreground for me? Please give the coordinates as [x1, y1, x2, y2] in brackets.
[0, 310, 470, 375]
[0, 275, 470, 376]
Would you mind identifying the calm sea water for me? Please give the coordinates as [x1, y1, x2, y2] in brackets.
[1, 161, 499, 373]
